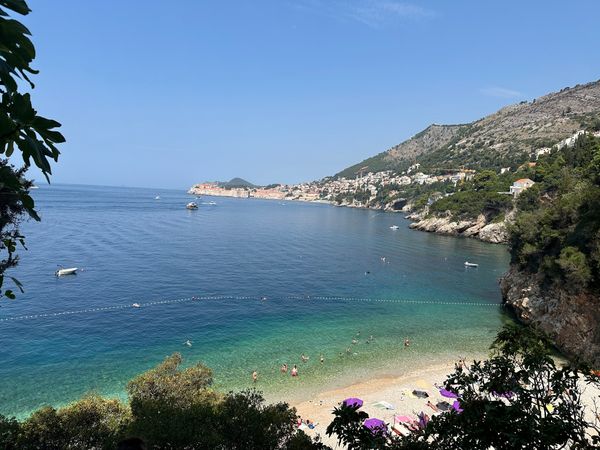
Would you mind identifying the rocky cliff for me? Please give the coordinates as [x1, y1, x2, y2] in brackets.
[407, 213, 509, 244]
[500, 267, 600, 366]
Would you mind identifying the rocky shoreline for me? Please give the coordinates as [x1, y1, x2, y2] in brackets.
[405, 212, 509, 244]
[500, 267, 600, 366]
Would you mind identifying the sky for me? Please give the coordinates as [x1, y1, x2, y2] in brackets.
[18, 0, 600, 189]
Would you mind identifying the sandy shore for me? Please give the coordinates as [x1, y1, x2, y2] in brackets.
[290, 357, 600, 449]
[292, 360, 460, 448]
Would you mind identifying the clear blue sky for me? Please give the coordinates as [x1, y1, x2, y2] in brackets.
[22, 0, 600, 189]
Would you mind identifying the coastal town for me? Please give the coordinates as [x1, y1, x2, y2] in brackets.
[189, 128, 600, 211]
[188, 164, 478, 207]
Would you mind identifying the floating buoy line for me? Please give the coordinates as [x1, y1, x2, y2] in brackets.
[0, 295, 502, 323]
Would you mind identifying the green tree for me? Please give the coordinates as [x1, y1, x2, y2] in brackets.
[0, 0, 65, 300]
[126, 352, 221, 448]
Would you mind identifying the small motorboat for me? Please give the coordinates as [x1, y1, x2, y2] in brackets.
[464, 261, 479, 268]
[186, 202, 198, 210]
[390, 225, 400, 230]
[155, 195, 160, 200]
[132, 303, 141, 308]
[56, 267, 78, 277]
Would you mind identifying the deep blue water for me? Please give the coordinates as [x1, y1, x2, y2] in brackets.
[0, 184, 510, 417]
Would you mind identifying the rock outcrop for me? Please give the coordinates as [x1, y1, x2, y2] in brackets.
[408, 214, 509, 244]
[500, 267, 600, 366]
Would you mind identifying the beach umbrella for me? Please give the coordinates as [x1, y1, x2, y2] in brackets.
[492, 391, 515, 399]
[364, 418, 387, 435]
[343, 397, 363, 408]
[394, 415, 414, 423]
[439, 388, 458, 399]
[452, 400, 464, 413]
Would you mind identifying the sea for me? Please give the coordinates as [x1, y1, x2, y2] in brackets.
[0, 184, 511, 418]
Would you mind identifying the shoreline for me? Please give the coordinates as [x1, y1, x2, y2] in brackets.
[286, 359, 464, 448]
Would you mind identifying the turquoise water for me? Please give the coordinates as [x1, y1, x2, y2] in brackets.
[0, 184, 510, 417]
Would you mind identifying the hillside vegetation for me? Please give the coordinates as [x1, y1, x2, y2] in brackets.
[337, 80, 600, 178]
[509, 133, 600, 292]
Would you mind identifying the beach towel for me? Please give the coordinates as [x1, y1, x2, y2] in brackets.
[373, 400, 395, 410]
[412, 389, 429, 399]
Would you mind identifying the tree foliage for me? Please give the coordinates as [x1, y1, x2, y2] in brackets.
[0, 353, 322, 449]
[0, 0, 65, 300]
[509, 133, 600, 292]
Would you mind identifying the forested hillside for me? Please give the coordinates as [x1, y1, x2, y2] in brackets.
[337, 80, 600, 179]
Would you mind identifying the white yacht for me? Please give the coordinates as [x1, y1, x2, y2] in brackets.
[56, 267, 78, 277]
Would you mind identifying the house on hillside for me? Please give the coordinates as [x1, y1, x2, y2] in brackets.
[510, 178, 535, 197]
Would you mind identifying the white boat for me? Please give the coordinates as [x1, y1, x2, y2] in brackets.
[208, 201, 217, 205]
[464, 261, 478, 267]
[132, 303, 141, 308]
[186, 202, 198, 210]
[155, 195, 160, 200]
[390, 225, 400, 230]
[56, 267, 78, 277]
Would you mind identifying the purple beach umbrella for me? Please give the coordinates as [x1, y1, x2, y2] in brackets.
[364, 418, 387, 435]
[492, 391, 515, 399]
[439, 388, 459, 399]
[343, 397, 363, 408]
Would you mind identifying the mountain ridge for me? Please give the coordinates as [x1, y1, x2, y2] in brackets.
[336, 79, 600, 178]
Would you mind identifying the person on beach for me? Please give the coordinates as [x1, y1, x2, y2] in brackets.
[346, 347, 351, 354]
[291, 365, 298, 377]
[252, 371, 258, 383]
[281, 363, 288, 373]
[426, 401, 440, 412]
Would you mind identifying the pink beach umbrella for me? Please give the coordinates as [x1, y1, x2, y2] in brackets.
[394, 415, 414, 423]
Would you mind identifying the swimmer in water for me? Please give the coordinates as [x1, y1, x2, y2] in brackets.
[352, 339, 358, 345]
[404, 338, 411, 348]
[291, 365, 298, 377]
[281, 363, 288, 373]
[320, 354, 324, 364]
[252, 371, 258, 383]
[301, 353, 309, 362]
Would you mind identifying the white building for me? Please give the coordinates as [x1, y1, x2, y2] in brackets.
[510, 178, 535, 197]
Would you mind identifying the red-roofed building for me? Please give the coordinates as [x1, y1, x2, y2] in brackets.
[510, 178, 535, 197]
